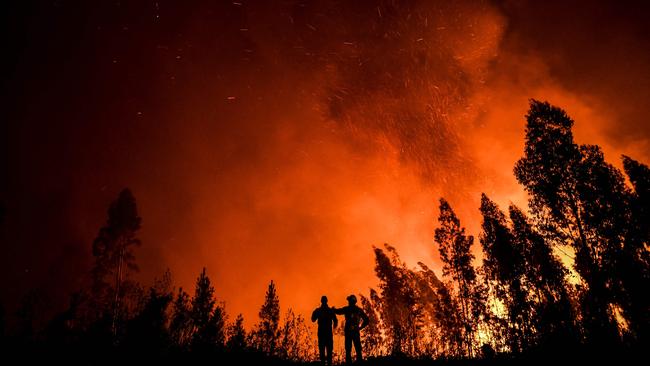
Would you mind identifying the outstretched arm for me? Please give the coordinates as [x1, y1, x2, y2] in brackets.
[333, 306, 346, 315]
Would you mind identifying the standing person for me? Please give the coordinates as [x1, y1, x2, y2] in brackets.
[311, 295, 338, 365]
[334, 295, 369, 364]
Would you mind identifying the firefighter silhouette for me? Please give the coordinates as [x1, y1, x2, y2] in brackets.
[333, 295, 369, 364]
[311, 295, 338, 365]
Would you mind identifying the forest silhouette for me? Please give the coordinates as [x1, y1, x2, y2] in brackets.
[1, 100, 648, 365]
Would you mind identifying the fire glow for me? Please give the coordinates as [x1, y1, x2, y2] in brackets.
[2, 0, 649, 332]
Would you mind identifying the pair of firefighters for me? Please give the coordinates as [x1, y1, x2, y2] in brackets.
[311, 295, 369, 365]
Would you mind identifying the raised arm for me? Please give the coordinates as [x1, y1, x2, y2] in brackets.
[333, 306, 346, 315]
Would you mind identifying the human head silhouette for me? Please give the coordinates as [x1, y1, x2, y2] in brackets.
[321, 295, 328, 305]
[346, 294, 357, 305]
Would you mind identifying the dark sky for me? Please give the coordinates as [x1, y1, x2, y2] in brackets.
[2, 0, 649, 325]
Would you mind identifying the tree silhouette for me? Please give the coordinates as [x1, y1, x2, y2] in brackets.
[206, 302, 227, 350]
[170, 287, 192, 347]
[479, 194, 533, 353]
[431, 274, 464, 357]
[434, 198, 485, 357]
[190, 268, 225, 351]
[226, 313, 247, 352]
[123, 284, 173, 353]
[90, 188, 142, 335]
[278, 309, 312, 361]
[373, 244, 421, 355]
[255, 280, 281, 356]
[514, 100, 623, 344]
[413, 262, 462, 357]
[620, 156, 650, 342]
[508, 205, 578, 348]
[359, 292, 383, 357]
[624, 155, 650, 255]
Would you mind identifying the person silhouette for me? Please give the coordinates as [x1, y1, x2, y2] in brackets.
[333, 295, 369, 364]
[311, 295, 338, 365]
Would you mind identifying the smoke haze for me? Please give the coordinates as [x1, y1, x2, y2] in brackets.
[2, 0, 649, 326]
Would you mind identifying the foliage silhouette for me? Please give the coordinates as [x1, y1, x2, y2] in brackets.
[3, 100, 649, 365]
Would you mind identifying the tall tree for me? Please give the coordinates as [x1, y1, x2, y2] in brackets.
[624, 155, 650, 254]
[415, 262, 462, 357]
[479, 195, 533, 352]
[620, 156, 650, 341]
[91, 188, 142, 334]
[514, 100, 623, 344]
[255, 280, 281, 356]
[624, 155, 650, 207]
[509, 205, 577, 346]
[434, 198, 485, 357]
[373, 244, 421, 356]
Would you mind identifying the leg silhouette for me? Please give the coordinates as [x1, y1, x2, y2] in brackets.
[325, 337, 333, 365]
[352, 331, 363, 362]
[319, 341, 326, 364]
[345, 333, 353, 364]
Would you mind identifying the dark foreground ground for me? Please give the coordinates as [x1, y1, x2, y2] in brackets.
[2, 342, 643, 366]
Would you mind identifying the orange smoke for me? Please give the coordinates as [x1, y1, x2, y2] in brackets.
[3, 1, 649, 329]
[131, 0, 650, 327]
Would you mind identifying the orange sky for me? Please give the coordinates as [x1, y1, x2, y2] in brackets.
[136, 1, 649, 327]
[2, 1, 649, 329]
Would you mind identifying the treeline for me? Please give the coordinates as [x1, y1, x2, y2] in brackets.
[2, 189, 314, 365]
[2, 100, 648, 364]
[358, 100, 649, 360]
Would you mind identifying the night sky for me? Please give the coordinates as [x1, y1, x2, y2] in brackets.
[2, 0, 650, 326]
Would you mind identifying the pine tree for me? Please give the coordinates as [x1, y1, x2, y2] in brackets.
[434, 198, 485, 357]
[226, 314, 247, 352]
[90, 188, 142, 335]
[170, 287, 192, 347]
[205, 302, 227, 350]
[191, 268, 218, 351]
[255, 280, 281, 356]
